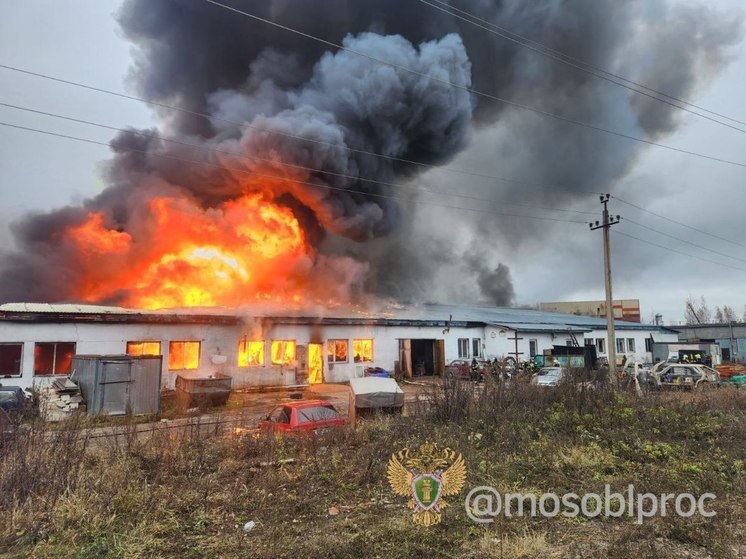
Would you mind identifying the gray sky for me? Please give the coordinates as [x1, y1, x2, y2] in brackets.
[1, 0, 745, 323]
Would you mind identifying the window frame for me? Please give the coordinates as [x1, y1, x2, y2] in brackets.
[33, 342, 76, 376]
[627, 338, 636, 353]
[353, 339, 374, 363]
[472, 338, 481, 358]
[457, 338, 470, 358]
[167, 340, 201, 371]
[596, 338, 606, 354]
[616, 338, 626, 353]
[0, 342, 23, 377]
[529, 339, 538, 357]
[238, 339, 265, 367]
[270, 340, 297, 366]
[126, 341, 162, 356]
[327, 339, 349, 364]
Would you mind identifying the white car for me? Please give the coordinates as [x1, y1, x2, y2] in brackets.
[647, 363, 720, 390]
[532, 367, 565, 387]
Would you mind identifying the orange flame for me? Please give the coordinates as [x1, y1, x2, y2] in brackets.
[64, 193, 310, 309]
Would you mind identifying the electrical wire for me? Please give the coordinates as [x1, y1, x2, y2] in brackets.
[0, 121, 587, 224]
[612, 195, 746, 250]
[0, 101, 597, 217]
[613, 229, 746, 273]
[623, 217, 746, 264]
[0, 63, 601, 196]
[200, 0, 746, 169]
[418, 0, 746, 130]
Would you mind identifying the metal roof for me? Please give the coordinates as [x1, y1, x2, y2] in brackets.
[0, 302, 138, 314]
[0, 301, 675, 333]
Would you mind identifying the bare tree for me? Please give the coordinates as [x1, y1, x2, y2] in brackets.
[723, 305, 737, 322]
[685, 296, 712, 324]
[715, 306, 725, 323]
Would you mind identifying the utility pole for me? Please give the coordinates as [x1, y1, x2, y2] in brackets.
[589, 194, 621, 385]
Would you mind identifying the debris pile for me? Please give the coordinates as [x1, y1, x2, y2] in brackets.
[40, 378, 85, 421]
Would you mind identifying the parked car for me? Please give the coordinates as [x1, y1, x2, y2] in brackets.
[532, 367, 565, 387]
[0, 385, 30, 436]
[0, 385, 27, 412]
[647, 364, 720, 390]
[444, 359, 492, 380]
[258, 400, 346, 433]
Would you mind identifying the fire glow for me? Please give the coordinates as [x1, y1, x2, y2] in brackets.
[63, 193, 309, 309]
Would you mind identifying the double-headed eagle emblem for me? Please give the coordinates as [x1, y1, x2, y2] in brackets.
[387, 442, 466, 526]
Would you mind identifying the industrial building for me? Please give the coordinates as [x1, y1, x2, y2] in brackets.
[0, 302, 678, 391]
[539, 299, 642, 323]
[672, 322, 746, 363]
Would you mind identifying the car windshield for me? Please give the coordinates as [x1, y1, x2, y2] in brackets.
[0, 391, 19, 404]
[538, 368, 561, 377]
[269, 406, 291, 423]
[297, 405, 340, 423]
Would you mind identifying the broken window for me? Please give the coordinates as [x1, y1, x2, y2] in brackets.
[353, 339, 373, 363]
[238, 340, 265, 367]
[457, 338, 469, 358]
[271, 340, 296, 366]
[168, 341, 200, 370]
[327, 339, 348, 363]
[126, 341, 161, 356]
[0, 343, 23, 376]
[34, 342, 76, 375]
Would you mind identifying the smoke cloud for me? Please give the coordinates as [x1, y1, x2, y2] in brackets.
[0, 0, 741, 308]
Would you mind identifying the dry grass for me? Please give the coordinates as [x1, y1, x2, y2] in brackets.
[0, 384, 744, 558]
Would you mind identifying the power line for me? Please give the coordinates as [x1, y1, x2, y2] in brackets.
[418, 0, 746, 130]
[612, 195, 746, 250]
[613, 229, 746, 273]
[623, 217, 746, 265]
[200, 0, 746, 169]
[0, 121, 587, 224]
[0, 63, 601, 196]
[0, 101, 596, 217]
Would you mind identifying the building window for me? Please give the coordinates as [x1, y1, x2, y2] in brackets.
[34, 342, 76, 375]
[472, 338, 481, 358]
[585, 338, 595, 346]
[0, 343, 23, 376]
[627, 338, 636, 353]
[616, 338, 626, 353]
[645, 338, 653, 352]
[353, 339, 373, 362]
[327, 339, 348, 363]
[126, 341, 161, 356]
[271, 340, 296, 366]
[457, 338, 469, 358]
[596, 338, 605, 354]
[168, 341, 200, 371]
[238, 340, 265, 367]
[529, 339, 538, 357]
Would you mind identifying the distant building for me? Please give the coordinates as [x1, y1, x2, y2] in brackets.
[540, 299, 641, 323]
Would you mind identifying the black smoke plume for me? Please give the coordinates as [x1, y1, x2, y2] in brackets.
[0, 0, 740, 307]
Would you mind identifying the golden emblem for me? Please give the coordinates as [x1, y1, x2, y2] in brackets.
[387, 442, 466, 526]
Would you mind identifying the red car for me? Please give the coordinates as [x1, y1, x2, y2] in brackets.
[258, 400, 346, 433]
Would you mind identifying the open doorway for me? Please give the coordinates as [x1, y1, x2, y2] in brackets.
[308, 343, 323, 384]
[400, 339, 445, 376]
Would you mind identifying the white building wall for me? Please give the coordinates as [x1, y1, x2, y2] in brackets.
[586, 329, 679, 363]
[0, 317, 680, 391]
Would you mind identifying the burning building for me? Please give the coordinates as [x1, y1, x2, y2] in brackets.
[0, 302, 678, 392]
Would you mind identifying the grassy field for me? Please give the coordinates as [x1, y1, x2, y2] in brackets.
[1, 380, 745, 559]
